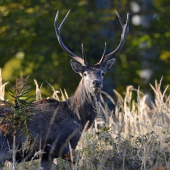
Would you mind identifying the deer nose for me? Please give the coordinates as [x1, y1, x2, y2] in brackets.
[92, 80, 101, 87]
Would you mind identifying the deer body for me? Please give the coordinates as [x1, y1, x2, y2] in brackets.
[28, 79, 99, 158]
[28, 65, 106, 159]
[0, 10, 129, 162]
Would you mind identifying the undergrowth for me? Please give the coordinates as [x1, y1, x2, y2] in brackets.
[0, 72, 170, 170]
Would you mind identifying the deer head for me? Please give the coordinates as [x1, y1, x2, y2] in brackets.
[54, 10, 129, 94]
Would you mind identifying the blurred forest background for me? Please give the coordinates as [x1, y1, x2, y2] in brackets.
[0, 0, 170, 100]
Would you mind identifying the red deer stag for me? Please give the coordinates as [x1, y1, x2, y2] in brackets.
[0, 10, 129, 162]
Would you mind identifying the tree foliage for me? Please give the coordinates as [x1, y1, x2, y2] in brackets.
[0, 76, 35, 136]
[0, 0, 169, 98]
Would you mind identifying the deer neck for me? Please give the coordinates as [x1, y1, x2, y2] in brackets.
[74, 79, 101, 106]
[67, 79, 101, 128]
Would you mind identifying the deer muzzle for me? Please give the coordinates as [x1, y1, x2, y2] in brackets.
[92, 80, 102, 88]
[90, 79, 103, 94]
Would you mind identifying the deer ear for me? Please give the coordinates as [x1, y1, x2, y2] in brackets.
[70, 59, 83, 73]
[103, 58, 116, 73]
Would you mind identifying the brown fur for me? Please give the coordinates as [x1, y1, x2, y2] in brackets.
[0, 78, 100, 162]
[0, 56, 116, 162]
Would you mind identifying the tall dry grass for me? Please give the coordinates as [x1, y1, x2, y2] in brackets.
[71, 77, 170, 170]
[0, 75, 170, 169]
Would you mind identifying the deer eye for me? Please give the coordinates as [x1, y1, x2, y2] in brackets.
[83, 73, 87, 76]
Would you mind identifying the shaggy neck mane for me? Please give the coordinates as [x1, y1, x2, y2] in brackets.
[66, 79, 101, 128]
[75, 79, 100, 103]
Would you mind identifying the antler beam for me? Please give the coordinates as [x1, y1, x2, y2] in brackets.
[54, 10, 86, 65]
[98, 11, 129, 65]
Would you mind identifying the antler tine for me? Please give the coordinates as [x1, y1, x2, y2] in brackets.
[58, 10, 70, 32]
[98, 42, 107, 64]
[115, 10, 124, 29]
[54, 10, 85, 65]
[99, 11, 129, 65]
[81, 44, 88, 65]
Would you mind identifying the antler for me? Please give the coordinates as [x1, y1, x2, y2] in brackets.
[81, 44, 88, 65]
[54, 10, 87, 65]
[98, 11, 129, 65]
